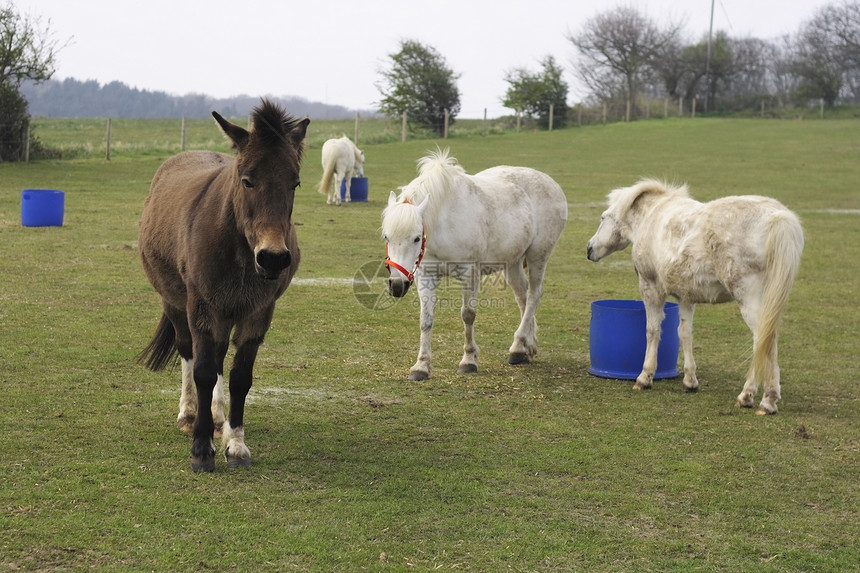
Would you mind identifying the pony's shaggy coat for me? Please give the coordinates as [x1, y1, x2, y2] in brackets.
[587, 179, 803, 414]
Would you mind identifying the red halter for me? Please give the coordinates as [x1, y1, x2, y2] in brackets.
[384, 202, 427, 284]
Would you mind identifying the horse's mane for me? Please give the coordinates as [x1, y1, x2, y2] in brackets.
[609, 178, 689, 216]
[251, 98, 305, 158]
[384, 148, 465, 235]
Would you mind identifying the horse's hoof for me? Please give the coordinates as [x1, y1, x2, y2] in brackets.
[226, 455, 252, 468]
[684, 386, 699, 393]
[632, 382, 652, 391]
[735, 400, 753, 409]
[407, 370, 429, 381]
[508, 352, 530, 365]
[457, 364, 478, 374]
[177, 416, 195, 434]
[190, 457, 215, 473]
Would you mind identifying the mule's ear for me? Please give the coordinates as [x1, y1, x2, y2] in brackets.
[388, 190, 398, 207]
[289, 118, 310, 148]
[213, 111, 249, 150]
[415, 196, 430, 218]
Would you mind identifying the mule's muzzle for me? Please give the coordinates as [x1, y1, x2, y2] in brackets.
[255, 248, 291, 279]
[389, 278, 411, 298]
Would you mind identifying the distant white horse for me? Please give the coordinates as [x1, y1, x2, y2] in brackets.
[382, 149, 568, 380]
[317, 136, 365, 205]
[587, 179, 803, 414]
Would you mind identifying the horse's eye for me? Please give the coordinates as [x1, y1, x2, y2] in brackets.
[241, 178, 254, 189]
[413, 236, 421, 243]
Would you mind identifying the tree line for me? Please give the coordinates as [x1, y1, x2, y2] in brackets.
[19, 78, 372, 120]
[375, 1, 860, 134]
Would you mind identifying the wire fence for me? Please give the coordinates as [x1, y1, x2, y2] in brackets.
[0, 98, 836, 163]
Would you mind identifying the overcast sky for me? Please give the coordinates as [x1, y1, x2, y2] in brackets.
[15, 0, 835, 118]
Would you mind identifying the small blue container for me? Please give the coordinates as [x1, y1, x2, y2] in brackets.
[588, 299, 680, 380]
[340, 177, 368, 202]
[21, 189, 65, 227]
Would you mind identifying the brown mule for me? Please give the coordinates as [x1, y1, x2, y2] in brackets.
[138, 99, 309, 472]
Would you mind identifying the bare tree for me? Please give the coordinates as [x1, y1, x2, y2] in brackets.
[792, 5, 849, 106]
[568, 6, 681, 120]
[0, 2, 65, 161]
[0, 2, 64, 87]
[827, 1, 860, 67]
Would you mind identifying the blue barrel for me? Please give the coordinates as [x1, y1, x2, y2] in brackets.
[588, 299, 680, 380]
[340, 177, 369, 202]
[21, 189, 65, 227]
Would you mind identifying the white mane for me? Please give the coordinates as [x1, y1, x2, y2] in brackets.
[608, 178, 690, 217]
[382, 148, 466, 237]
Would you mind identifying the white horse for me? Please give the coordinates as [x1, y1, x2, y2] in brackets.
[317, 136, 365, 205]
[382, 149, 568, 380]
[587, 179, 803, 414]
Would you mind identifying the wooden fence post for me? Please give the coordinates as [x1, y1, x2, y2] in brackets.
[24, 123, 30, 162]
[692, 98, 696, 118]
[482, 108, 487, 136]
[105, 118, 112, 161]
[444, 108, 449, 139]
[401, 111, 407, 143]
[664, 98, 668, 118]
[516, 108, 521, 133]
[181, 117, 186, 151]
[548, 104, 554, 131]
[602, 102, 607, 124]
[354, 112, 360, 146]
[678, 98, 683, 117]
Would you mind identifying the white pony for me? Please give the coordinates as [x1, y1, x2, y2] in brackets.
[587, 179, 803, 414]
[317, 135, 365, 205]
[382, 149, 568, 380]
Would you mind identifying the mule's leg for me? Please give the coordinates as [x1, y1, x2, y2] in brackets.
[678, 301, 699, 392]
[221, 309, 274, 468]
[409, 274, 439, 381]
[509, 256, 545, 364]
[457, 267, 480, 374]
[211, 374, 226, 438]
[177, 358, 196, 433]
[163, 305, 196, 433]
[188, 303, 231, 472]
[635, 284, 666, 390]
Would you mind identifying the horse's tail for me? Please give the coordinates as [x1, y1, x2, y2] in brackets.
[317, 156, 336, 196]
[138, 313, 178, 371]
[749, 210, 804, 383]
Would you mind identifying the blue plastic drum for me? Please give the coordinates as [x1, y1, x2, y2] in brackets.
[340, 177, 368, 202]
[21, 189, 65, 227]
[588, 299, 680, 380]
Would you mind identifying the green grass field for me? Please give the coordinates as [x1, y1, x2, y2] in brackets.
[1, 117, 858, 571]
